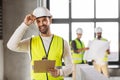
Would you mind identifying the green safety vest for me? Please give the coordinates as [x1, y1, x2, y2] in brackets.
[71, 39, 86, 64]
[30, 35, 64, 80]
[95, 38, 109, 61]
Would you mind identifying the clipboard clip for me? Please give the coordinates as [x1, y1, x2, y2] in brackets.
[42, 57, 47, 60]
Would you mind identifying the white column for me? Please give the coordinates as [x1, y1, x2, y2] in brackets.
[37, 0, 41, 7]
[43, 0, 47, 7]
[37, 0, 47, 7]
[0, 40, 3, 80]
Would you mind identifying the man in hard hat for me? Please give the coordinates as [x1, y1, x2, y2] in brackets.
[93, 27, 110, 78]
[71, 28, 89, 64]
[71, 28, 89, 80]
[7, 7, 73, 80]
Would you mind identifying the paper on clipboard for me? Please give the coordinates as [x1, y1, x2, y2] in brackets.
[34, 60, 55, 73]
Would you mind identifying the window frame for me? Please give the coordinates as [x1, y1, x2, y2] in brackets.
[48, 0, 120, 67]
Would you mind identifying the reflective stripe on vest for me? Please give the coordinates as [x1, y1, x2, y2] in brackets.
[72, 39, 85, 64]
[30, 35, 64, 80]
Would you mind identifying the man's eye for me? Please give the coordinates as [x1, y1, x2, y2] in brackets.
[37, 20, 40, 23]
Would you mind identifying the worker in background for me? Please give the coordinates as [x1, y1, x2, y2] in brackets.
[71, 28, 89, 64]
[93, 27, 110, 78]
[71, 28, 89, 80]
[7, 7, 73, 80]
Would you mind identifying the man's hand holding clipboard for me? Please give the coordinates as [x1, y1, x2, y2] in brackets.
[34, 60, 55, 73]
[34, 59, 60, 77]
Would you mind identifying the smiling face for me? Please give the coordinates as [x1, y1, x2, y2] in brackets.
[35, 16, 52, 35]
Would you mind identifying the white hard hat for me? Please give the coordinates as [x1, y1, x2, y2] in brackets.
[33, 7, 52, 18]
[76, 28, 83, 34]
[95, 27, 102, 33]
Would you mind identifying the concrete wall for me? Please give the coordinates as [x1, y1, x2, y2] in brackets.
[0, 40, 3, 80]
[3, 0, 38, 80]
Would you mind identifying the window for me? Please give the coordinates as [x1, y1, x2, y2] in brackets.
[50, 0, 69, 18]
[96, 0, 118, 18]
[72, 0, 94, 18]
[50, 0, 119, 65]
[50, 24, 69, 41]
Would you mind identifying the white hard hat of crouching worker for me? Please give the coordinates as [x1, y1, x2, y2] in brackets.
[76, 28, 83, 34]
[33, 7, 52, 18]
[95, 27, 102, 33]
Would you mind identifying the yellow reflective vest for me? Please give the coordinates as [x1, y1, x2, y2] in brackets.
[30, 35, 64, 80]
[71, 39, 86, 64]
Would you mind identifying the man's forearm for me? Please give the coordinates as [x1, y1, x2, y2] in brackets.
[7, 23, 29, 51]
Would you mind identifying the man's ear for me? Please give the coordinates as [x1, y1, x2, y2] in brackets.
[49, 17, 52, 23]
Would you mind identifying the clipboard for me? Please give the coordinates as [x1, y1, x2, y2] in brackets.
[34, 60, 55, 73]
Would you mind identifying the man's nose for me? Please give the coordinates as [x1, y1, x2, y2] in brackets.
[38, 22, 44, 26]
